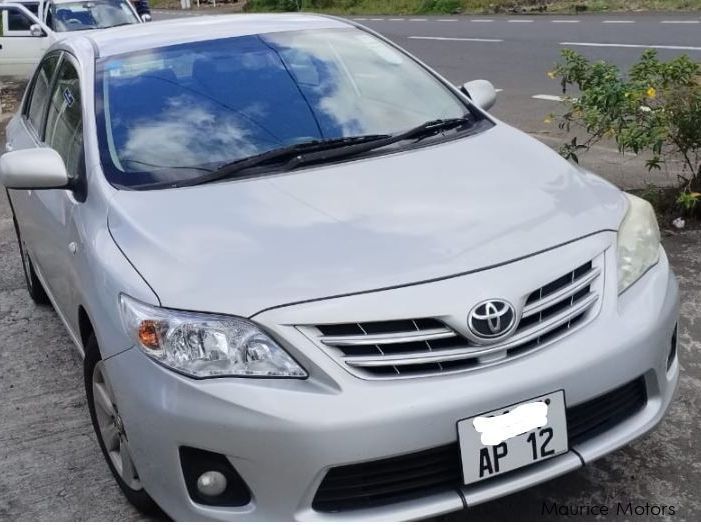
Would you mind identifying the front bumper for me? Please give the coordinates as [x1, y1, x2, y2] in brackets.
[104, 238, 679, 521]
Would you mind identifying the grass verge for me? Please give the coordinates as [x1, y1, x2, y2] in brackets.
[241, 0, 700, 15]
[152, 0, 700, 13]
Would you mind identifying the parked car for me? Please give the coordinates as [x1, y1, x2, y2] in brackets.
[0, 0, 142, 78]
[0, 14, 679, 521]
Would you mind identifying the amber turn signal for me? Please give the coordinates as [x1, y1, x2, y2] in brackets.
[138, 320, 161, 349]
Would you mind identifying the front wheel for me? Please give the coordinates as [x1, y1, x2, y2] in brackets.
[84, 335, 160, 515]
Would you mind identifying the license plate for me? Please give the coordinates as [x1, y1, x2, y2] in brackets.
[457, 391, 568, 485]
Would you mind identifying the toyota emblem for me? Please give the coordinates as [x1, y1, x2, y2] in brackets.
[467, 299, 516, 343]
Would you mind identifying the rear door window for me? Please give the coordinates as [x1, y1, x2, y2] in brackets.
[25, 53, 61, 137]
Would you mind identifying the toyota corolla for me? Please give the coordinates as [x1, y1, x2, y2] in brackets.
[0, 14, 679, 520]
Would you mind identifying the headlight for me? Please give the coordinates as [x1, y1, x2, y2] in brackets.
[617, 193, 661, 293]
[119, 295, 307, 378]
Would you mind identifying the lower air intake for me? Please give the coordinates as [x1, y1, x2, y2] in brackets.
[312, 377, 647, 512]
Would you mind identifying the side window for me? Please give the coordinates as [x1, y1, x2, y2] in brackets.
[0, 5, 38, 35]
[45, 60, 83, 177]
[8, 9, 32, 31]
[25, 54, 60, 135]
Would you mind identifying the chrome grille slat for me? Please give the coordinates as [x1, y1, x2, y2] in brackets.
[320, 327, 457, 347]
[344, 292, 598, 368]
[299, 255, 604, 379]
[356, 322, 399, 375]
[523, 267, 601, 317]
[413, 319, 444, 371]
[513, 292, 597, 340]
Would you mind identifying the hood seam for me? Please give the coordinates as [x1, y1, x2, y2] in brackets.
[249, 229, 616, 319]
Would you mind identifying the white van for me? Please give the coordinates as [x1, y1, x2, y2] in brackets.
[0, 0, 143, 78]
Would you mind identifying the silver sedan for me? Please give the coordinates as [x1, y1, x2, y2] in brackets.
[0, 14, 679, 520]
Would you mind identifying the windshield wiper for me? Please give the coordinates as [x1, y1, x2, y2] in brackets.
[176, 117, 472, 188]
[176, 134, 389, 188]
[277, 117, 473, 170]
[401, 117, 473, 141]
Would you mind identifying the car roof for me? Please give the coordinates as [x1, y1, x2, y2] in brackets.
[85, 13, 353, 58]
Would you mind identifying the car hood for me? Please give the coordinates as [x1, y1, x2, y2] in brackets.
[108, 124, 626, 317]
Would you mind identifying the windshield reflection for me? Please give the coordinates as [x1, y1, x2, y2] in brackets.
[51, 0, 138, 31]
[97, 28, 469, 188]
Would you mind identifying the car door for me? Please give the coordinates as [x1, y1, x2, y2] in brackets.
[0, 3, 54, 78]
[5, 51, 61, 291]
[21, 54, 85, 327]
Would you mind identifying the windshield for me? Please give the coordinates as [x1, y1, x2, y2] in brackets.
[49, 0, 138, 31]
[95, 28, 478, 189]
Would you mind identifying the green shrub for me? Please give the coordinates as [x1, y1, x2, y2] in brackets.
[551, 49, 701, 211]
[417, 0, 460, 11]
[246, 0, 299, 11]
[435, 0, 462, 11]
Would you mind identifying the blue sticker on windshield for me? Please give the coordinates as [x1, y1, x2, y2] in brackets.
[63, 88, 75, 107]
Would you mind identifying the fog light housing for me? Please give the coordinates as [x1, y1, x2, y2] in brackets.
[180, 447, 251, 506]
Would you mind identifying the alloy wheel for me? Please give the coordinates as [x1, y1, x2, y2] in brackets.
[92, 361, 143, 491]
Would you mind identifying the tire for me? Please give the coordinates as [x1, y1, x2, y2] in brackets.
[13, 217, 50, 305]
[84, 335, 161, 516]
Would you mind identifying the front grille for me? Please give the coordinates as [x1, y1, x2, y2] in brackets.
[300, 256, 603, 379]
[312, 377, 647, 513]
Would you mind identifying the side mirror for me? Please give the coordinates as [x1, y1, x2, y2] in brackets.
[461, 79, 497, 111]
[0, 148, 70, 190]
[29, 23, 45, 37]
[141, 13, 151, 21]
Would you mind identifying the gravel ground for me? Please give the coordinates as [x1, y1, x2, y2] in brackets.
[0, 82, 699, 521]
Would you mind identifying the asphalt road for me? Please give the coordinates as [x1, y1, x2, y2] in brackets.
[345, 13, 701, 105]
[1, 11, 700, 521]
[341, 12, 701, 186]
